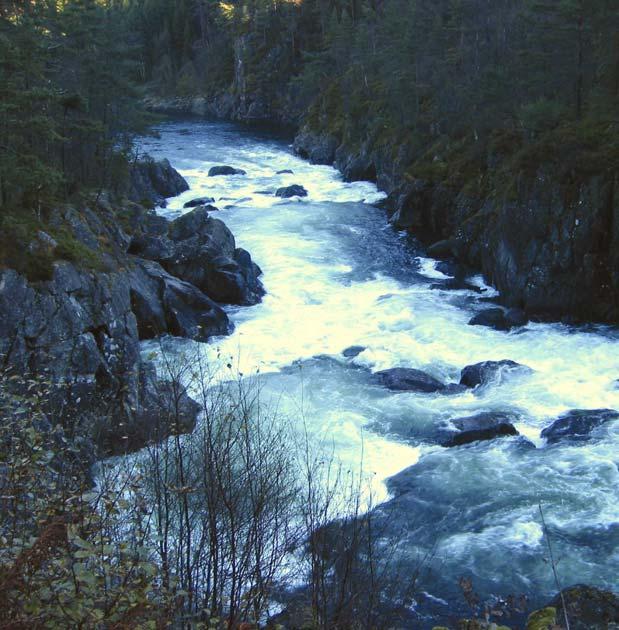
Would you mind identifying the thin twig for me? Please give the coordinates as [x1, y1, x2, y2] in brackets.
[539, 502, 570, 630]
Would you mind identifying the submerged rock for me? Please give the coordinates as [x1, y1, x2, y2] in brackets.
[440, 412, 520, 447]
[373, 368, 446, 393]
[469, 307, 529, 331]
[460, 360, 533, 389]
[342, 345, 366, 358]
[276, 169, 294, 174]
[276, 184, 308, 198]
[541, 409, 619, 444]
[208, 165, 246, 176]
[184, 196, 215, 208]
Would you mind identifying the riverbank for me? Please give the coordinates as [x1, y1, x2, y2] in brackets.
[143, 94, 619, 326]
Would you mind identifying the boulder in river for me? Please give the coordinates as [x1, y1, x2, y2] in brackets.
[469, 306, 529, 331]
[374, 368, 446, 393]
[276, 184, 308, 198]
[184, 196, 215, 208]
[129, 206, 264, 306]
[342, 345, 366, 358]
[460, 360, 533, 389]
[276, 169, 294, 175]
[440, 411, 520, 447]
[541, 409, 619, 444]
[208, 165, 246, 176]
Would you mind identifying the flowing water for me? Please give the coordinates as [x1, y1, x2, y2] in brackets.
[136, 119, 619, 624]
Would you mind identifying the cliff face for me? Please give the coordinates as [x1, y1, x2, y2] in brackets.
[292, 126, 619, 323]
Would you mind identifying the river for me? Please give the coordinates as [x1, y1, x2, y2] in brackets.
[135, 118, 619, 625]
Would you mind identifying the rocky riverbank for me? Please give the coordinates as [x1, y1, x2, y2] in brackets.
[145, 86, 619, 325]
[0, 157, 264, 461]
[293, 125, 619, 324]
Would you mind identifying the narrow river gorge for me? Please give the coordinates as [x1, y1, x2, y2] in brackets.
[130, 118, 619, 624]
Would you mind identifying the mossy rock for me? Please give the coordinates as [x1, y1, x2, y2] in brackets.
[525, 607, 556, 630]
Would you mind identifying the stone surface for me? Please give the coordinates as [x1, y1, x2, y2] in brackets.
[208, 165, 246, 176]
[128, 157, 189, 207]
[373, 368, 446, 393]
[541, 409, 619, 444]
[460, 360, 533, 389]
[440, 412, 520, 447]
[276, 184, 308, 198]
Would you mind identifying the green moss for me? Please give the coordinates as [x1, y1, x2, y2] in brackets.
[0, 209, 106, 282]
[525, 606, 556, 630]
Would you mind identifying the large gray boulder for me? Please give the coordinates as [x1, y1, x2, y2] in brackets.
[440, 412, 520, 447]
[128, 157, 189, 207]
[460, 360, 533, 388]
[129, 206, 264, 307]
[129, 260, 230, 341]
[373, 368, 446, 393]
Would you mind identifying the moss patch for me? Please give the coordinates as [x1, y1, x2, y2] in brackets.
[525, 606, 556, 630]
[0, 210, 106, 282]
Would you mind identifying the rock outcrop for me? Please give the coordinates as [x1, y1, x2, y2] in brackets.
[128, 157, 189, 207]
[292, 125, 619, 324]
[0, 168, 263, 460]
[128, 205, 264, 306]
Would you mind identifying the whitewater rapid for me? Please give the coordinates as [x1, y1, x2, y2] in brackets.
[136, 119, 619, 612]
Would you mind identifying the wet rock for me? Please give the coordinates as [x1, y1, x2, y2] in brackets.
[541, 409, 619, 444]
[129, 157, 189, 207]
[469, 307, 512, 331]
[276, 169, 294, 175]
[293, 128, 338, 164]
[342, 345, 366, 358]
[130, 206, 264, 307]
[276, 184, 308, 198]
[427, 239, 455, 259]
[440, 412, 519, 447]
[129, 260, 230, 341]
[469, 308, 529, 331]
[460, 360, 533, 389]
[506, 307, 529, 327]
[100, 363, 201, 456]
[208, 165, 246, 176]
[374, 368, 446, 393]
[184, 196, 215, 208]
[440, 383, 469, 396]
[431, 278, 482, 293]
[549, 585, 619, 630]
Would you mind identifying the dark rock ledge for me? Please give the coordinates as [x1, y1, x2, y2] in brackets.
[0, 157, 264, 463]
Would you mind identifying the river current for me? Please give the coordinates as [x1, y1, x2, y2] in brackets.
[135, 119, 619, 623]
